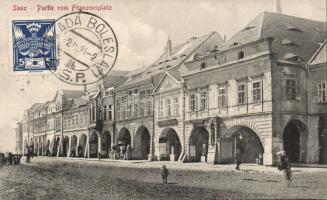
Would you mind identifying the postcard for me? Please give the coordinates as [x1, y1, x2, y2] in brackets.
[0, 0, 326, 199]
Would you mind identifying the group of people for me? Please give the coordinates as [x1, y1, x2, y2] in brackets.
[109, 145, 132, 160]
[234, 135, 290, 171]
[0, 152, 22, 166]
[160, 135, 290, 185]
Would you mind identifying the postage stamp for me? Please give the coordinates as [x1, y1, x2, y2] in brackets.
[49, 12, 118, 85]
[12, 19, 56, 71]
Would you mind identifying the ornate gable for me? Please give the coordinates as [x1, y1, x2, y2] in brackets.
[154, 73, 180, 93]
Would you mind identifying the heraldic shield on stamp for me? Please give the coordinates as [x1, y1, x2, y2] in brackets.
[12, 20, 56, 71]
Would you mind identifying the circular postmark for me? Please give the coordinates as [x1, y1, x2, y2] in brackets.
[48, 12, 118, 85]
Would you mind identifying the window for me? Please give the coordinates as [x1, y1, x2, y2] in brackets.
[318, 82, 327, 103]
[159, 100, 164, 118]
[140, 91, 146, 99]
[103, 105, 107, 121]
[55, 117, 61, 132]
[75, 114, 79, 126]
[218, 88, 227, 108]
[238, 84, 246, 104]
[122, 96, 127, 119]
[173, 98, 179, 116]
[72, 115, 75, 127]
[190, 94, 197, 111]
[116, 100, 121, 120]
[108, 105, 112, 120]
[200, 92, 207, 110]
[80, 113, 83, 127]
[166, 99, 171, 117]
[200, 62, 206, 69]
[238, 51, 245, 59]
[133, 104, 138, 117]
[128, 105, 132, 118]
[145, 99, 152, 116]
[91, 103, 96, 122]
[140, 103, 144, 117]
[285, 79, 296, 100]
[252, 82, 261, 103]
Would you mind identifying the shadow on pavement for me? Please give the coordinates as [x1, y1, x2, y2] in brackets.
[242, 178, 278, 183]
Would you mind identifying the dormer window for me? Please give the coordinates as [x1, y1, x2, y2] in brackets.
[200, 62, 207, 69]
[284, 53, 301, 61]
[230, 42, 241, 47]
[238, 51, 245, 59]
[241, 26, 255, 32]
[286, 25, 302, 32]
[281, 39, 298, 46]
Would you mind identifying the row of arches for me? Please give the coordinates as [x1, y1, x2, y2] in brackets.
[24, 118, 327, 164]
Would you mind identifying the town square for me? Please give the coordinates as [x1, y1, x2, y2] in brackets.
[0, 0, 326, 199]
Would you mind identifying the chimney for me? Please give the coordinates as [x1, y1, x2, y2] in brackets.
[167, 35, 172, 57]
[276, 0, 282, 14]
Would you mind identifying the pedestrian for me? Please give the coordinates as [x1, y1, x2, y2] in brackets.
[277, 150, 290, 171]
[235, 135, 245, 170]
[26, 151, 30, 163]
[98, 152, 101, 161]
[162, 165, 169, 184]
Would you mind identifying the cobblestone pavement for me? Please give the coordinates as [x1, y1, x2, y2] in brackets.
[0, 157, 326, 200]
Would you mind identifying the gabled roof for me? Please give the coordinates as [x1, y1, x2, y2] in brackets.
[64, 96, 88, 110]
[308, 40, 327, 65]
[117, 31, 224, 89]
[103, 70, 129, 89]
[29, 103, 43, 113]
[220, 12, 326, 62]
[61, 90, 85, 101]
[60, 89, 85, 108]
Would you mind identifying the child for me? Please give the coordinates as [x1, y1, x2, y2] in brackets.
[162, 165, 169, 184]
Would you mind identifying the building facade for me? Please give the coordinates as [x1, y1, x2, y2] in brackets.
[17, 12, 326, 166]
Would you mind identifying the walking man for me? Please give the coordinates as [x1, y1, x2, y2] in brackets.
[235, 135, 245, 170]
[162, 165, 169, 184]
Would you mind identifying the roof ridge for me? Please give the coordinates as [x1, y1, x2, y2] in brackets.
[263, 11, 326, 23]
[221, 12, 265, 48]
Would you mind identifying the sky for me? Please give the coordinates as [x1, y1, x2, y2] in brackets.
[0, 0, 326, 128]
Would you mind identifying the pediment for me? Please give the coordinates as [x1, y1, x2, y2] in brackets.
[154, 73, 180, 93]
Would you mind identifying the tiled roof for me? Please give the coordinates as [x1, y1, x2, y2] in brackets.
[64, 97, 88, 110]
[29, 103, 43, 112]
[117, 31, 223, 89]
[61, 90, 85, 100]
[61, 90, 85, 108]
[152, 71, 165, 87]
[103, 70, 129, 89]
[73, 97, 88, 106]
[167, 70, 182, 81]
[220, 12, 326, 62]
